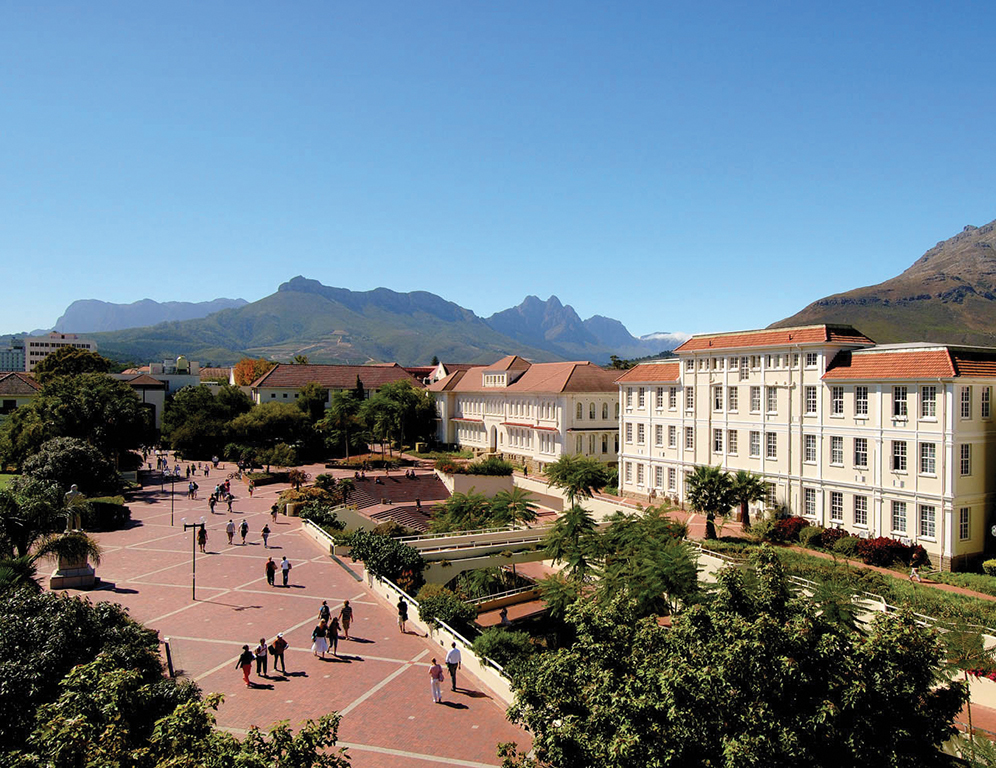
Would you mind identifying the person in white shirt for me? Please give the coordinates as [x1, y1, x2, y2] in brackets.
[445, 642, 462, 691]
[280, 556, 292, 586]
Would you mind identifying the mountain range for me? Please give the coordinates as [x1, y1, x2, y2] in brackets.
[79, 277, 683, 366]
[52, 297, 249, 334]
[775, 218, 996, 346]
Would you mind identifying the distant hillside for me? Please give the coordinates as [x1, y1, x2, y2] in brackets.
[54, 297, 248, 333]
[774, 219, 996, 346]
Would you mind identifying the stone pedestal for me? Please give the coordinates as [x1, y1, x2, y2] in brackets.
[49, 555, 97, 590]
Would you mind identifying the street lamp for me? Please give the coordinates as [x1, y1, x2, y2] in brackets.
[181, 517, 206, 601]
[170, 475, 176, 526]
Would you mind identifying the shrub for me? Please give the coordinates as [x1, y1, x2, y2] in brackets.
[798, 525, 824, 549]
[464, 457, 515, 476]
[472, 627, 535, 670]
[247, 471, 288, 486]
[434, 459, 460, 474]
[748, 518, 776, 543]
[832, 536, 860, 558]
[855, 537, 924, 568]
[81, 496, 131, 531]
[764, 516, 808, 543]
[820, 527, 850, 549]
[340, 529, 425, 593]
[299, 502, 345, 532]
[20, 437, 121, 496]
[982, 559, 996, 577]
[416, 584, 477, 629]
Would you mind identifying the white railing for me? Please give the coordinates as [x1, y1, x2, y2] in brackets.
[400, 524, 523, 542]
[466, 585, 536, 606]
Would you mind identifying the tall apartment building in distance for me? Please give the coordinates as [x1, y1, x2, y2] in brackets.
[430, 355, 621, 473]
[616, 324, 996, 570]
[24, 332, 97, 372]
[0, 338, 25, 372]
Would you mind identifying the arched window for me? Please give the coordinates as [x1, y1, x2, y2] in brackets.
[589, 403, 596, 419]
[615, 402, 620, 418]
[577, 402, 583, 419]
[601, 434, 608, 453]
[576, 435, 583, 453]
[602, 403, 609, 420]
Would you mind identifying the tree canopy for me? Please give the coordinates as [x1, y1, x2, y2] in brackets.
[162, 384, 253, 458]
[543, 454, 610, 508]
[686, 464, 736, 539]
[20, 437, 120, 496]
[33, 347, 112, 383]
[232, 357, 276, 386]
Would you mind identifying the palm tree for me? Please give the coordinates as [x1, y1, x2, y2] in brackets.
[544, 504, 600, 582]
[491, 487, 538, 527]
[543, 454, 610, 509]
[0, 555, 42, 593]
[730, 470, 766, 531]
[685, 465, 735, 540]
[0, 532, 102, 594]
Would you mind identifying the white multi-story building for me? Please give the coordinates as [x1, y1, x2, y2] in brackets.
[24, 332, 97, 372]
[429, 355, 621, 473]
[616, 324, 996, 570]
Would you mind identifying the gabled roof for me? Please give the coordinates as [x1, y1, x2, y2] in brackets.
[250, 363, 422, 390]
[675, 324, 874, 353]
[428, 361, 619, 394]
[483, 355, 532, 373]
[0, 371, 40, 396]
[199, 367, 231, 380]
[122, 374, 168, 388]
[822, 345, 996, 380]
[614, 361, 681, 383]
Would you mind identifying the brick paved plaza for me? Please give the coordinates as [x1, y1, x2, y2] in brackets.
[61, 469, 530, 767]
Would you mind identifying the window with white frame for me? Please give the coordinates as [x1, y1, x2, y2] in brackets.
[921, 386, 937, 418]
[961, 387, 972, 418]
[730, 357, 739, 369]
[624, 462, 632, 483]
[577, 402, 583, 419]
[728, 430, 738, 454]
[667, 467, 676, 491]
[854, 438, 868, 468]
[766, 386, 777, 414]
[739, 357, 749, 380]
[892, 441, 907, 472]
[655, 387, 664, 409]
[668, 387, 677, 409]
[893, 386, 908, 417]
[603, 402, 609, 420]
[750, 386, 761, 412]
[637, 424, 645, 445]
[764, 483, 777, 507]
[655, 465, 664, 489]
[576, 435, 583, 453]
[668, 425, 677, 448]
[699, 358, 707, 370]
[804, 434, 816, 463]
[804, 487, 816, 517]
[805, 386, 817, 415]
[984, 387, 992, 419]
[714, 385, 723, 411]
[855, 386, 868, 417]
[831, 386, 844, 415]
[728, 386, 738, 411]
[655, 424, 664, 447]
[830, 492, 843, 522]
[960, 507, 971, 540]
[961, 444, 972, 476]
[854, 495, 868, 526]
[713, 429, 723, 453]
[685, 427, 694, 450]
[615, 432, 619, 452]
[625, 423, 633, 443]
[920, 443, 936, 475]
[685, 359, 694, 371]
[891, 501, 907, 533]
[615, 402, 620, 418]
[919, 505, 936, 538]
[626, 388, 633, 408]
[636, 463, 644, 486]
[749, 431, 761, 457]
[638, 387, 646, 408]
[805, 352, 818, 368]
[765, 432, 777, 459]
[601, 434, 608, 453]
[685, 387, 694, 411]
[830, 436, 843, 465]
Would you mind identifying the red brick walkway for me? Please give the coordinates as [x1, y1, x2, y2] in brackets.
[58, 467, 530, 767]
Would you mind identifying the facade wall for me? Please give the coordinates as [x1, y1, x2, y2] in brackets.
[23, 333, 97, 372]
[618, 347, 996, 569]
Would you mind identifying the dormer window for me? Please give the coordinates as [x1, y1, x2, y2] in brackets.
[484, 372, 507, 388]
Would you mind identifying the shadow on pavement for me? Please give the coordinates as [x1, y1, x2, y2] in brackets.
[457, 689, 490, 699]
[439, 701, 469, 709]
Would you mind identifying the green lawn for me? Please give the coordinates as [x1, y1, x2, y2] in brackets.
[0, 474, 15, 490]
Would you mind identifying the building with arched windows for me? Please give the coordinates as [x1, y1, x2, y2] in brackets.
[429, 355, 620, 473]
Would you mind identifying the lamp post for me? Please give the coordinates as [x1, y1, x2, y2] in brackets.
[170, 475, 176, 526]
[181, 517, 206, 601]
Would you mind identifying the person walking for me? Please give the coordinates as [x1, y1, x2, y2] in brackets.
[209, 495, 217, 514]
[281, 556, 292, 586]
[429, 658, 445, 703]
[248, 479, 255, 498]
[271, 505, 278, 524]
[265, 557, 276, 586]
[272, 633, 288, 674]
[397, 596, 409, 633]
[227, 495, 234, 514]
[236, 645, 254, 687]
[261, 524, 271, 548]
[312, 620, 329, 658]
[319, 600, 331, 622]
[328, 615, 340, 657]
[340, 601, 353, 639]
[254, 638, 268, 677]
[226, 519, 235, 544]
[445, 642, 462, 691]
[239, 519, 249, 545]
[197, 526, 207, 554]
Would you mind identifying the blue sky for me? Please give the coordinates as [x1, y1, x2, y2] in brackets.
[2, 2, 995, 338]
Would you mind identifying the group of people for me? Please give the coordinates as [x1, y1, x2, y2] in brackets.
[310, 600, 354, 658]
[209, 479, 236, 514]
[235, 633, 289, 686]
[264, 556, 293, 586]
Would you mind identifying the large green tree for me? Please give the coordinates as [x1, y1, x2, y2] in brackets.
[490, 487, 539, 527]
[503, 547, 966, 768]
[33, 347, 112, 383]
[229, 401, 311, 452]
[543, 454, 610, 508]
[544, 504, 600, 583]
[685, 464, 735, 539]
[298, 381, 329, 423]
[319, 390, 363, 460]
[20, 437, 120, 496]
[0, 477, 65, 558]
[378, 380, 436, 449]
[162, 384, 253, 458]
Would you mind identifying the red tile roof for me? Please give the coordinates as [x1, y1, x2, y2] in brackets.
[251, 363, 422, 390]
[951, 351, 996, 378]
[429, 360, 619, 394]
[0, 371, 40, 396]
[614, 361, 680, 383]
[676, 325, 874, 353]
[823, 349, 956, 380]
[123, 374, 168, 388]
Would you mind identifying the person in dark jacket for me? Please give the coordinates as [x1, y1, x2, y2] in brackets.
[236, 645, 254, 687]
